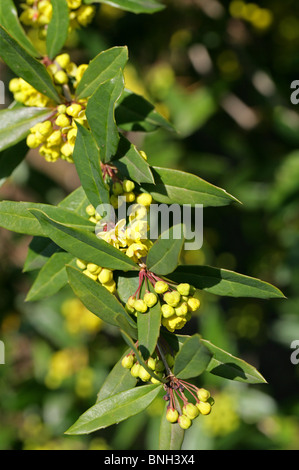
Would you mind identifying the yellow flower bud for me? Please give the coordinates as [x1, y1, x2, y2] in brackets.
[112, 182, 124, 196]
[197, 388, 210, 402]
[55, 53, 71, 69]
[138, 366, 151, 382]
[133, 299, 148, 313]
[26, 133, 40, 149]
[176, 283, 191, 296]
[121, 355, 134, 369]
[196, 401, 212, 415]
[103, 280, 116, 294]
[76, 64, 88, 83]
[76, 259, 87, 270]
[161, 304, 175, 318]
[98, 268, 113, 284]
[57, 104, 67, 114]
[83, 269, 98, 281]
[143, 292, 158, 308]
[67, 0, 82, 8]
[154, 281, 169, 294]
[124, 191, 136, 203]
[9, 78, 21, 93]
[123, 179, 135, 193]
[47, 130, 62, 146]
[87, 263, 102, 275]
[76, 5, 96, 27]
[67, 128, 77, 145]
[163, 291, 181, 307]
[66, 62, 78, 77]
[136, 193, 152, 207]
[60, 142, 74, 158]
[66, 103, 82, 118]
[187, 297, 200, 312]
[55, 114, 71, 127]
[139, 150, 148, 161]
[54, 70, 69, 85]
[166, 408, 179, 423]
[183, 403, 199, 420]
[130, 363, 140, 378]
[178, 415, 192, 429]
[147, 357, 156, 370]
[175, 301, 188, 317]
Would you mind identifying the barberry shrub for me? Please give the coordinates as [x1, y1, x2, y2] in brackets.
[0, 0, 285, 450]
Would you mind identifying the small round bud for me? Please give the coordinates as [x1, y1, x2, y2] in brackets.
[166, 408, 179, 423]
[87, 263, 101, 275]
[76, 259, 87, 270]
[178, 415, 192, 430]
[55, 53, 71, 69]
[83, 269, 98, 281]
[176, 283, 191, 296]
[136, 193, 152, 207]
[123, 179, 135, 193]
[143, 292, 158, 308]
[196, 401, 212, 415]
[161, 304, 175, 318]
[98, 268, 113, 284]
[150, 372, 163, 384]
[112, 182, 123, 196]
[134, 299, 148, 313]
[154, 281, 169, 294]
[66, 103, 82, 118]
[187, 297, 201, 312]
[130, 363, 140, 378]
[163, 291, 181, 308]
[121, 355, 134, 369]
[124, 191, 135, 203]
[55, 114, 70, 127]
[127, 296, 136, 308]
[138, 366, 151, 382]
[183, 403, 200, 420]
[85, 204, 95, 216]
[54, 70, 69, 85]
[147, 357, 156, 370]
[197, 388, 210, 402]
[103, 280, 116, 294]
[175, 301, 188, 317]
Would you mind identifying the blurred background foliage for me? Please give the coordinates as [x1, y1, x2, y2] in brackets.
[0, 0, 299, 450]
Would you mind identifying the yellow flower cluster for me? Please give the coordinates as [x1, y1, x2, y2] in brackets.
[125, 281, 200, 332]
[20, 0, 96, 39]
[229, 1, 273, 30]
[61, 297, 102, 335]
[9, 53, 89, 162]
[167, 388, 214, 429]
[76, 258, 117, 294]
[121, 351, 174, 384]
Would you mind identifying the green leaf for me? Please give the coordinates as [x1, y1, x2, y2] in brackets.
[116, 89, 174, 132]
[146, 224, 184, 276]
[58, 185, 89, 217]
[86, 70, 124, 163]
[26, 253, 75, 301]
[0, 107, 54, 152]
[173, 334, 212, 379]
[96, 349, 137, 402]
[117, 272, 140, 304]
[0, 139, 28, 187]
[66, 266, 137, 338]
[167, 265, 286, 299]
[0, 201, 54, 236]
[72, 124, 110, 208]
[0, 0, 38, 56]
[84, 0, 165, 14]
[112, 134, 154, 184]
[137, 287, 161, 359]
[23, 237, 61, 272]
[0, 25, 60, 102]
[75, 46, 128, 100]
[159, 402, 185, 451]
[143, 167, 240, 207]
[30, 207, 138, 271]
[66, 383, 162, 435]
[46, 0, 69, 59]
[201, 339, 267, 384]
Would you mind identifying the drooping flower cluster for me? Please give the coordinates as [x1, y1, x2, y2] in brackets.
[165, 380, 214, 430]
[9, 53, 88, 162]
[20, 0, 96, 39]
[121, 350, 173, 384]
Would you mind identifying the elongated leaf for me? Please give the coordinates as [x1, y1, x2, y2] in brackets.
[168, 265, 286, 299]
[0, 25, 60, 102]
[23, 237, 61, 272]
[0, 201, 53, 236]
[143, 167, 239, 207]
[0, 107, 53, 152]
[96, 349, 137, 402]
[117, 272, 140, 304]
[66, 384, 162, 435]
[112, 134, 154, 184]
[137, 287, 161, 359]
[58, 185, 89, 217]
[173, 334, 212, 379]
[66, 266, 137, 338]
[116, 89, 174, 132]
[46, 0, 69, 59]
[84, 0, 165, 14]
[201, 339, 267, 384]
[24, 187, 89, 272]
[146, 224, 184, 276]
[0, 0, 38, 56]
[86, 70, 124, 163]
[0, 139, 28, 187]
[159, 402, 185, 451]
[26, 253, 76, 301]
[72, 124, 110, 208]
[75, 46, 128, 100]
[30, 207, 138, 271]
